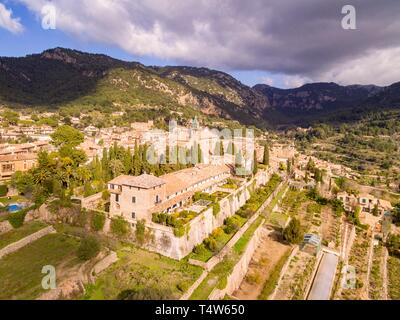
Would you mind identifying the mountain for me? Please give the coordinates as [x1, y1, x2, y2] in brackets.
[1, 47, 400, 129]
[253, 82, 400, 127]
[0, 48, 270, 127]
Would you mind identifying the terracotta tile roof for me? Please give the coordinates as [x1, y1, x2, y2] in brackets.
[109, 174, 166, 189]
[0, 153, 37, 162]
[160, 164, 231, 196]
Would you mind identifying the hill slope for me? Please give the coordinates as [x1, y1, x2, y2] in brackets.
[0, 48, 270, 127]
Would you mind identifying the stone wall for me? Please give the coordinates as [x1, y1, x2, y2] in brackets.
[208, 222, 264, 300]
[139, 172, 281, 260]
[143, 180, 254, 260]
[0, 226, 55, 260]
[0, 220, 12, 235]
[92, 251, 118, 275]
[81, 192, 103, 210]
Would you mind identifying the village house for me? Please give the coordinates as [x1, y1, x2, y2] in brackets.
[337, 191, 393, 215]
[0, 153, 37, 180]
[108, 164, 231, 222]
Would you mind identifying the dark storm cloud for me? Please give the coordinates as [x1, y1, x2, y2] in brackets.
[18, 0, 400, 84]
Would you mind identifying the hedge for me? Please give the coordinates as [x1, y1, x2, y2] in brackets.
[0, 185, 8, 197]
[110, 217, 130, 237]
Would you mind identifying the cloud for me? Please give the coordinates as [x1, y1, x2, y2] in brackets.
[0, 2, 24, 33]
[260, 76, 274, 86]
[16, 0, 400, 85]
[283, 75, 311, 89]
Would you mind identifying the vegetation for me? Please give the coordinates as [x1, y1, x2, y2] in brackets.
[91, 211, 106, 232]
[258, 249, 291, 300]
[77, 236, 101, 261]
[83, 246, 202, 300]
[0, 233, 81, 300]
[110, 217, 130, 238]
[283, 218, 303, 244]
[0, 221, 47, 250]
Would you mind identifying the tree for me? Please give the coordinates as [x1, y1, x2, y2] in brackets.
[286, 159, 292, 175]
[283, 218, 303, 244]
[253, 150, 258, 175]
[51, 125, 84, 148]
[109, 159, 125, 178]
[263, 145, 269, 166]
[77, 236, 101, 261]
[11, 171, 34, 195]
[2, 110, 19, 125]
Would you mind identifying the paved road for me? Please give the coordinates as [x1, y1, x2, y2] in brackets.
[308, 253, 339, 300]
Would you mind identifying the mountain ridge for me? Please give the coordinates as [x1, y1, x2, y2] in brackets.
[1, 47, 400, 128]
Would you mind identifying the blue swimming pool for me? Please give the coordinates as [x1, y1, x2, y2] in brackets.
[7, 204, 23, 213]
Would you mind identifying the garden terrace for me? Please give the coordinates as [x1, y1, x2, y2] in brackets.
[0, 221, 47, 250]
[189, 176, 282, 262]
[82, 246, 203, 300]
[0, 233, 81, 300]
[189, 216, 264, 300]
[220, 178, 242, 190]
[338, 229, 370, 300]
[388, 255, 400, 299]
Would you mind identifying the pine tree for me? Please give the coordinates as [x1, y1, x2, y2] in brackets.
[253, 150, 258, 175]
[263, 145, 269, 166]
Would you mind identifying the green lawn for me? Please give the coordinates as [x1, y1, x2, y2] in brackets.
[0, 233, 81, 300]
[0, 221, 48, 250]
[234, 216, 264, 255]
[82, 246, 203, 300]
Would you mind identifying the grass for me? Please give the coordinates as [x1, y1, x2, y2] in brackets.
[0, 221, 47, 250]
[0, 195, 28, 205]
[190, 217, 265, 300]
[258, 249, 291, 300]
[82, 246, 203, 300]
[234, 216, 264, 255]
[189, 253, 238, 300]
[388, 255, 400, 300]
[189, 215, 247, 262]
[268, 212, 290, 228]
[369, 244, 384, 299]
[0, 233, 81, 300]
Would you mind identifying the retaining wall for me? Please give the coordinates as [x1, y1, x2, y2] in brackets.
[0, 226, 55, 259]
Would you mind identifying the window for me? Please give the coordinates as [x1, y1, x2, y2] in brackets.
[2, 164, 13, 172]
[132, 212, 136, 219]
[132, 196, 136, 203]
[155, 195, 160, 204]
[115, 194, 119, 202]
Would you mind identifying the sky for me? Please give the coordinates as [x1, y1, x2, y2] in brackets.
[0, 0, 400, 88]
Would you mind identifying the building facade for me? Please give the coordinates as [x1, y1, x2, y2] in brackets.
[108, 164, 231, 222]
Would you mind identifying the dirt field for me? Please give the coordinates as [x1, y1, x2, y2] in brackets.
[233, 226, 290, 300]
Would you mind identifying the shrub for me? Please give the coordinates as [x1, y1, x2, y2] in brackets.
[0, 185, 8, 197]
[204, 237, 218, 252]
[283, 218, 303, 244]
[117, 287, 173, 300]
[102, 189, 110, 201]
[111, 216, 130, 237]
[91, 212, 106, 232]
[193, 243, 207, 255]
[224, 216, 241, 234]
[7, 207, 32, 228]
[135, 219, 146, 244]
[212, 203, 221, 216]
[77, 236, 101, 261]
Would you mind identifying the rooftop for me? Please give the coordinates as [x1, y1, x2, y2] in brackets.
[109, 174, 166, 189]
